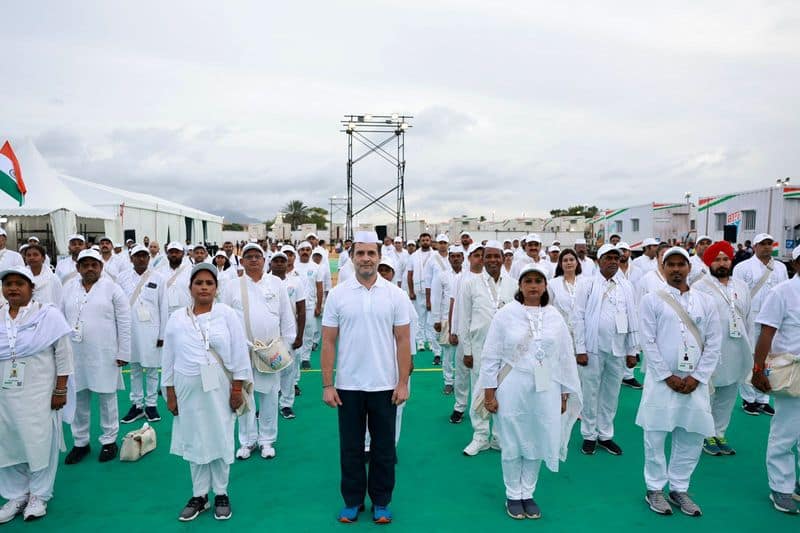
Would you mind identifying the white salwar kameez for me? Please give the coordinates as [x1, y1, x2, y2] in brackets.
[479, 302, 582, 499]
[160, 264, 192, 316]
[117, 269, 168, 408]
[0, 303, 73, 503]
[222, 274, 296, 450]
[61, 277, 131, 447]
[636, 287, 721, 492]
[162, 304, 252, 497]
[755, 276, 800, 494]
[29, 267, 62, 307]
[692, 276, 752, 438]
[430, 267, 462, 387]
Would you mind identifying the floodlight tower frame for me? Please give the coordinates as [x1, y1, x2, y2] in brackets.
[341, 114, 411, 240]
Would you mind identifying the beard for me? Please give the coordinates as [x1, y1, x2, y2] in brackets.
[710, 266, 729, 279]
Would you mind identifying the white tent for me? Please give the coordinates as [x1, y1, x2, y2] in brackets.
[0, 139, 112, 255]
[0, 139, 224, 256]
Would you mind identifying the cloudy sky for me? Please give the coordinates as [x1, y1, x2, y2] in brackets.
[4, 1, 799, 223]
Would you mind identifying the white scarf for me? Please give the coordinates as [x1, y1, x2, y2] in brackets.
[0, 302, 72, 360]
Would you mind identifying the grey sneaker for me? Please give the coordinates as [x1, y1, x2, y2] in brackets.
[793, 482, 800, 502]
[505, 499, 525, 520]
[668, 491, 702, 516]
[770, 491, 799, 514]
[645, 490, 672, 515]
[178, 495, 209, 521]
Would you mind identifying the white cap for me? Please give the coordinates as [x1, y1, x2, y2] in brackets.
[435, 233, 449, 243]
[448, 245, 464, 254]
[166, 241, 183, 252]
[616, 241, 631, 251]
[525, 233, 542, 244]
[312, 247, 324, 256]
[754, 233, 774, 244]
[517, 264, 550, 281]
[0, 266, 34, 284]
[270, 251, 288, 261]
[503, 239, 512, 244]
[484, 240, 503, 251]
[609, 232, 622, 239]
[67, 233, 85, 242]
[792, 246, 799, 261]
[77, 249, 103, 263]
[214, 250, 227, 258]
[125, 238, 134, 244]
[296, 241, 312, 250]
[280, 245, 296, 254]
[551, 240, 561, 246]
[19, 244, 29, 253]
[574, 238, 587, 245]
[642, 237, 658, 247]
[379, 256, 396, 271]
[305, 232, 318, 240]
[129, 244, 148, 256]
[91, 245, 100, 251]
[503, 248, 514, 256]
[662, 246, 691, 264]
[696, 235, 712, 244]
[407, 240, 416, 246]
[28, 236, 40, 243]
[241, 243, 265, 256]
[113, 242, 123, 248]
[0, 229, 6, 237]
[460, 231, 472, 238]
[393, 236, 404, 243]
[547, 246, 561, 253]
[467, 242, 484, 256]
[354, 231, 380, 244]
[597, 244, 621, 258]
[98, 235, 112, 242]
[192, 243, 207, 251]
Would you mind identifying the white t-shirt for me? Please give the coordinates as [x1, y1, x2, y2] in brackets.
[322, 276, 410, 391]
[756, 276, 800, 355]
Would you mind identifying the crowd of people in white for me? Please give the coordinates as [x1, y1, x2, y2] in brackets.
[0, 226, 798, 524]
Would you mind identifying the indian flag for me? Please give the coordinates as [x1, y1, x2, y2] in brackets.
[0, 141, 27, 206]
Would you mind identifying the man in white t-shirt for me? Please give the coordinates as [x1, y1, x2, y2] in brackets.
[322, 231, 411, 525]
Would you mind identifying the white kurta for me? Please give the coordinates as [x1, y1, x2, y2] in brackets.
[455, 271, 517, 359]
[578, 257, 597, 277]
[510, 256, 553, 280]
[55, 257, 79, 284]
[692, 276, 753, 387]
[162, 304, 252, 465]
[637, 269, 667, 300]
[294, 261, 323, 310]
[632, 254, 658, 274]
[479, 302, 582, 470]
[0, 304, 73, 472]
[688, 255, 708, 286]
[0, 248, 24, 270]
[30, 266, 63, 307]
[117, 269, 169, 368]
[430, 267, 461, 329]
[635, 287, 721, 435]
[61, 277, 131, 393]
[222, 274, 296, 393]
[160, 264, 192, 315]
[407, 249, 433, 294]
[573, 274, 638, 357]
[732, 256, 789, 328]
[423, 252, 450, 291]
[549, 276, 590, 344]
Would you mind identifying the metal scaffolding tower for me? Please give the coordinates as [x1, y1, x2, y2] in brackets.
[341, 114, 411, 240]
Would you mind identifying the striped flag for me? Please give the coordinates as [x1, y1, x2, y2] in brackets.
[0, 141, 27, 206]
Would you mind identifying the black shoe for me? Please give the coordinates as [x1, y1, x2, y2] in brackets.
[294, 384, 302, 397]
[759, 403, 775, 416]
[64, 445, 90, 465]
[433, 355, 442, 366]
[280, 407, 295, 419]
[301, 361, 311, 370]
[121, 405, 144, 424]
[521, 498, 541, 519]
[742, 401, 761, 416]
[312, 342, 319, 351]
[598, 439, 623, 456]
[443, 384, 454, 395]
[449, 410, 464, 424]
[214, 495, 232, 520]
[506, 499, 525, 520]
[99, 443, 118, 462]
[622, 377, 643, 390]
[144, 406, 161, 422]
[178, 495, 209, 522]
[581, 439, 597, 455]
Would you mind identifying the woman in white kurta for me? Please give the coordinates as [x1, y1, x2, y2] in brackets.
[23, 245, 62, 307]
[0, 267, 73, 523]
[549, 249, 589, 339]
[162, 264, 252, 522]
[212, 251, 238, 285]
[480, 264, 582, 520]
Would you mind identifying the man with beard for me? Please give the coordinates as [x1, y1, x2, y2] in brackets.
[407, 232, 434, 352]
[574, 244, 638, 456]
[460, 231, 473, 249]
[688, 236, 712, 285]
[574, 238, 596, 277]
[55, 234, 86, 284]
[159, 242, 192, 315]
[511, 234, 551, 280]
[693, 241, 752, 456]
[97, 236, 123, 282]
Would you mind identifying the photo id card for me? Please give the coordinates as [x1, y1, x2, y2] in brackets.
[2, 360, 26, 389]
[200, 363, 220, 392]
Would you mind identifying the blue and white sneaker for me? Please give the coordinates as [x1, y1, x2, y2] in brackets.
[372, 505, 393, 524]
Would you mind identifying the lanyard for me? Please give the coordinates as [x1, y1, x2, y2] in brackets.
[668, 291, 694, 355]
[4, 313, 17, 361]
[481, 274, 501, 309]
[524, 307, 546, 365]
[186, 308, 213, 363]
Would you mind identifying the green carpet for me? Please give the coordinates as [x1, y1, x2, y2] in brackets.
[3, 353, 796, 532]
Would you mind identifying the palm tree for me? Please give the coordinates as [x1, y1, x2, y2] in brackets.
[282, 200, 310, 230]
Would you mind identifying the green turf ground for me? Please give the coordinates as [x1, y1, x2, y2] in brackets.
[3, 351, 797, 532]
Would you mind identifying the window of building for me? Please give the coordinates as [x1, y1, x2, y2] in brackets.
[615, 221, 623, 233]
[715, 213, 726, 231]
[631, 218, 640, 232]
[743, 210, 756, 231]
[525, 221, 532, 226]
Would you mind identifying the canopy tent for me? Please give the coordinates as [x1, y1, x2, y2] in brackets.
[0, 139, 112, 255]
[0, 139, 224, 256]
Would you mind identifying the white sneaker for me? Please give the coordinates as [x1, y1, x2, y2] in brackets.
[236, 445, 256, 460]
[23, 495, 47, 521]
[260, 445, 276, 459]
[489, 436, 501, 450]
[463, 439, 490, 456]
[416, 340, 425, 351]
[0, 497, 27, 524]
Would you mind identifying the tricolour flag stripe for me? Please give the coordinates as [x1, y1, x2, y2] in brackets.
[0, 141, 26, 206]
